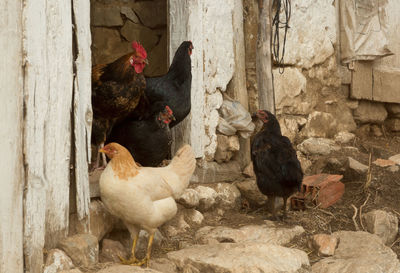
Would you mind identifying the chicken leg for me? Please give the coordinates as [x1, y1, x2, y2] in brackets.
[140, 231, 155, 267]
[122, 231, 154, 267]
[120, 231, 140, 265]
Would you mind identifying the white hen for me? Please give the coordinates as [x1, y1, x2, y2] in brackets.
[99, 142, 196, 266]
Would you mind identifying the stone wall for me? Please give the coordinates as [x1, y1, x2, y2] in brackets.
[244, 0, 400, 143]
[90, 0, 167, 77]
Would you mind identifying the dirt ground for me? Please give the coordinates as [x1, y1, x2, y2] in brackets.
[150, 130, 400, 266]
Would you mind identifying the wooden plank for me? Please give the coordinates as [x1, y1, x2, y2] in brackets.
[22, 0, 48, 272]
[169, 0, 204, 158]
[372, 67, 400, 103]
[256, 0, 275, 113]
[72, 0, 92, 228]
[0, 1, 24, 272]
[43, 0, 74, 248]
[227, 0, 251, 169]
[350, 61, 373, 100]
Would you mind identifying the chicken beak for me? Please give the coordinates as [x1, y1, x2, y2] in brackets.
[144, 59, 149, 65]
[251, 112, 258, 119]
[171, 114, 176, 121]
[99, 148, 106, 153]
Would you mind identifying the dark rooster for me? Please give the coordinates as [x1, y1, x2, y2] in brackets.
[91, 41, 148, 168]
[251, 110, 303, 220]
[106, 102, 175, 167]
[141, 41, 193, 128]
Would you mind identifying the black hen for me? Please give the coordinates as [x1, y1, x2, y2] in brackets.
[251, 110, 303, 220]
[143, 41, 193, 128]
[106, 102, 175, 167]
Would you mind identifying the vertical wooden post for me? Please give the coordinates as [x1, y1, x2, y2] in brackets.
[228, 0, 251, 169]
[23, 1, 49, 271]
[0, 1, 24, 272]
[256, 0, 275, 113]
[72, 0, 92, 230]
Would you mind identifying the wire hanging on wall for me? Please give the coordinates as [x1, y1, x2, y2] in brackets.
[271, 0, 291, 74]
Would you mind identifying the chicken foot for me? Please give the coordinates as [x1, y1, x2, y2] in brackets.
[119, 233, 140, 265]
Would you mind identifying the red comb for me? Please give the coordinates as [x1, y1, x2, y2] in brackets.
[165, 106, 173, 115]
[132, 41, 147, 59]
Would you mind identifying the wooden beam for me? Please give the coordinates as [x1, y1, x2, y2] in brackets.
[72, 0, 92, 230]
[43, 0, 74, 248]
[256, 0, 275, 113]
[22, 0, 48, 272]
[227, 0, 251, 169]
[0, 1, 24, 272]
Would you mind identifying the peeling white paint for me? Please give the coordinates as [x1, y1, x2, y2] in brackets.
[0, 1, 24, 272]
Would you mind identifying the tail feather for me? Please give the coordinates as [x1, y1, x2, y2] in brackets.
[167, 144, 196, 198]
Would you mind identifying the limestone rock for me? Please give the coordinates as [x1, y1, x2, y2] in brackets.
[132, 1, 166, 28]
[149, 258, 179, 273]
[214, 134, 240, 163]
[302, 111, 337, 138]
[91, 6, 123, 27]
[177, 188, 200, 209]
[297, 138, 340, 156]
[242, 162, 255, 178]
[234, 179, 268, 207]
[69, 200, 116, 241]
[371, 124, 383, 137]
[97, 264, 162, 273]
[389, 165, 400, 172]
[279, 116, 300, 142]
[120, 21, 158, 52]
[389, 154, 400, 165]
[347, 157, 368, 174]
[296, 151, 313, 173]
[167, 242, 310, 273]
[99, 239, 128, 263]
[334, 131, 355, 144]
[195, 224, 305, 245]
[193, 186, 218, 211]
[214, 183, 241, 210]
[353, 101, 388, 124]
[182, 209, 204, 225]
[58, 234, 98, 267]
[161, 209, 193, 237]
[310, 234, 338, 256]
[143, 31, 168, 77]
[43, 249, 74, 273]
[274, 67, 310, 115]
[362, 210, 399, 245]
[120, 6, 139, 23]
[373, 159, 396, 167]
[386, 118, 400, 132]
[191, 160, 242, 183]
[386, 103, 400, 118]
[282, 0, 336, 68]
[346, 99, 359, 110]
[312, 231, 400, 273]
[327, 100, 357, 133]
[91, 28, 131, 65]
[59, 270, 82, 273]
